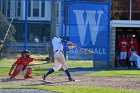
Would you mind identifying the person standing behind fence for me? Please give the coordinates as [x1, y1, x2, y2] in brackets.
[42, 36, 75, 81]
[118, 34, 129, 67]
[0, 39, 3, 57]
[128, 35, 139, 54]
[128, 34, 139, 67]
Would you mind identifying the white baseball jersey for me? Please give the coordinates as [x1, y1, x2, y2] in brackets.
[52, 36, 63, 52]
[52, 36, 68, 71]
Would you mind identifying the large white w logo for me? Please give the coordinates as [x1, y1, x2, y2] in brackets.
[73, 10, 103, 45]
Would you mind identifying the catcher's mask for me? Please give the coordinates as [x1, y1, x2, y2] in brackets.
[21, 50, 30, 57]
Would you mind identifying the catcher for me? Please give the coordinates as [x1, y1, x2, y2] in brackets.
[8, 50, 51, 79]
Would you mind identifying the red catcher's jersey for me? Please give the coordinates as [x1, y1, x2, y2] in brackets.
[15, 57, 34, 68]
[118, 38, 128, 52]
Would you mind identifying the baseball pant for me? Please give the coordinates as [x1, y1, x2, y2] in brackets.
[130, 51, 137, 61]
[120, 52, 127, 60]
[11, 65, 32, 78]
[53, 51, 68, 71]
[131, 52, 140, 68]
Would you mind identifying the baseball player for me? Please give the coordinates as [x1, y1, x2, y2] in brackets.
[128, 35, 139, 53]
[118, 35, 129, 66]
[42, 36, 75, 81]
[129, 51, 140, 68]
[128, 35, 139, 67]
[8, 50, 50, 79]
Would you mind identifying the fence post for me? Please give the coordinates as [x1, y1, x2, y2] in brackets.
[24, 0, 28, 50]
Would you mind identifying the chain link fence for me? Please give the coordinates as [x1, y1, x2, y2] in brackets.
[0, 20, 51, 57]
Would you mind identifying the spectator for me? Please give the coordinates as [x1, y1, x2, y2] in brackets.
[0, 39, 3, 57]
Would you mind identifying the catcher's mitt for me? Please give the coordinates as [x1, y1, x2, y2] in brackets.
[42, 57, 52, 63]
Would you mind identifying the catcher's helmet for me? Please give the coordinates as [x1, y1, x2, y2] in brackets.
[21, 50, 30, 56]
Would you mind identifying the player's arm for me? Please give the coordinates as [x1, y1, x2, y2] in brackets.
[33, 58, 44, 61]
[62, 40, 77, 49]
[33, 57, 52, 63]
[8, 63, 16, 76]
[28, 57, 44, 62]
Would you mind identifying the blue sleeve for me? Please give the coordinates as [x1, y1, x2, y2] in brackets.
[61, 40, 67, 43]
[61, 40, 69, 51]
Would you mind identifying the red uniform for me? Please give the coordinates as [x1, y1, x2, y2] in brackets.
[117, 37, 129, 66]
[15, 57, 34, 68]
[118, 38, 129, 52]
[128, 38, 139, 52]
[11, 57, 34, 78]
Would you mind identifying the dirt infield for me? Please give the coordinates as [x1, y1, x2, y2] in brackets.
[0, 75, 140, 91]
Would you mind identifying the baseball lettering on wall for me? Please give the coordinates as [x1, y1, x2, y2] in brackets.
[69, 3, 109, 60]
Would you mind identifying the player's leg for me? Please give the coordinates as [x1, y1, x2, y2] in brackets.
[10, 64, 23, 78]
[119, 52, 123, 66]
[131, 52, 140, 67]
[24, 67, 32, 78]
[131, 52, 138, 67]
[136, 57, 140, 68]
[60, 52, 75, 81]
[123, 52, 127, 66]
[42, 53, 62, 80]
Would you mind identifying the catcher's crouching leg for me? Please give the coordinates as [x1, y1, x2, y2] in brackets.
[24, 67, 32, 78]
[11, 65, 23, 78]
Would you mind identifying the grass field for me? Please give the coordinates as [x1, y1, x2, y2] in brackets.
[0, 56, 140, 93]
[0, 57, 93, 76]
[87, 70, 140, 78]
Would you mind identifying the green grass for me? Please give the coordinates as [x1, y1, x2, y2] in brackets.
[0, 85, 139, 93]
[0, 56, 92, 76]
[0, 56, 93, 68]
[87, 70, 140, 78]
[0, 68, 10, 76]
[0, 56, 140, 93]
[0, 58, 14, 67]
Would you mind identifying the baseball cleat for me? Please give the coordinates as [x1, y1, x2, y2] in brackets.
[68, 78, 75, 81]
[9, 77, 16, 80]
[42, 74, 46, 80]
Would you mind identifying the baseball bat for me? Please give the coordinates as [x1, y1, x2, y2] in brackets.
[3, 18, 14, 42]
[66, 41, 94, 54]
